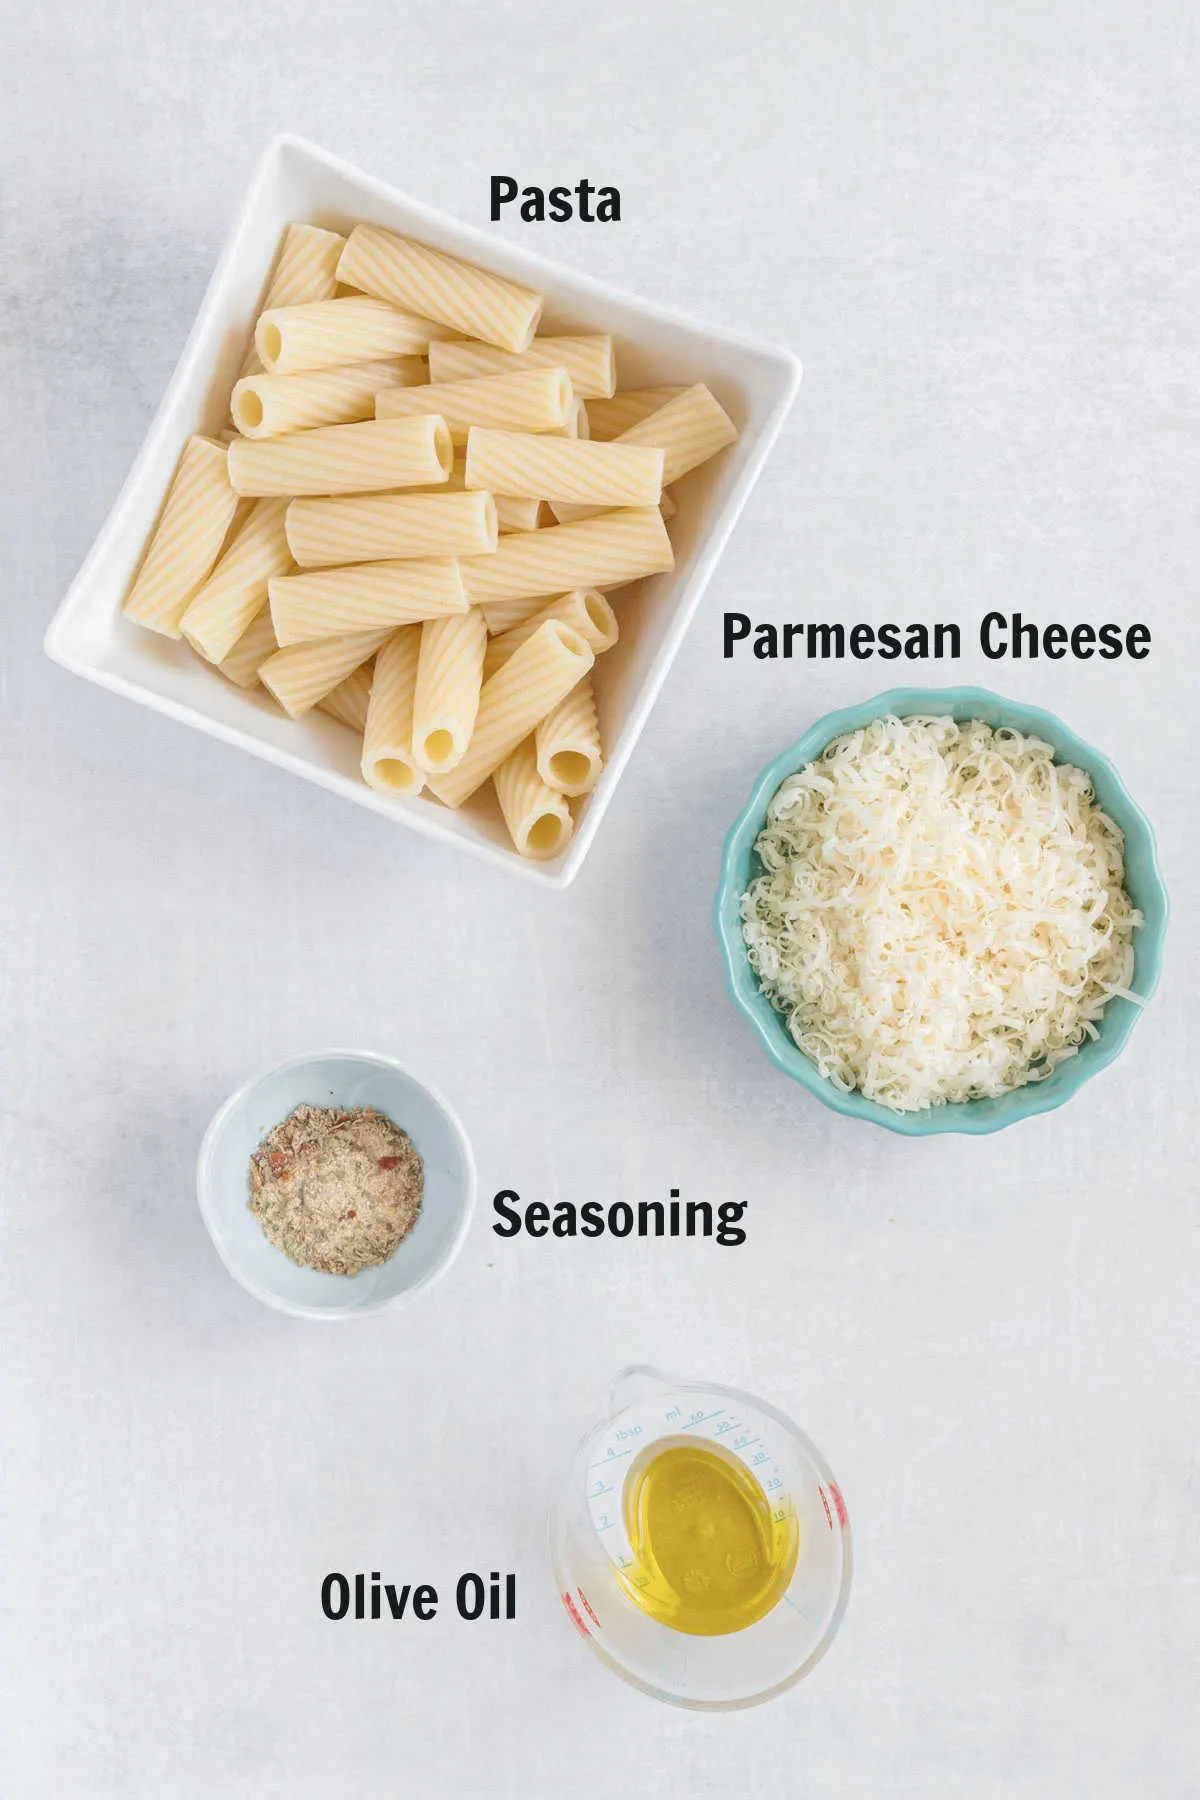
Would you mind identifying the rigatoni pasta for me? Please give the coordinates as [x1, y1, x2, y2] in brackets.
[585, 387, 687, 441]
[494, 737, 574, 861]
[492, 492, 543, 534]
[535, 674, 603, 797]
[595, 383, 737, 485]
[460, 506, 675, 630]
[119, 215, 741, 864]
[228, 415, 453, 498]
[482, 590, 617, 680]
[318, 660, 374, 732]
[412, 608, 488, 771]
[239, 224, 345, 379]
[269, 557, 467, 644]
[362, 627, 425, 795]
[551, 384, 737, 522]
[464, 428, 664, 507]
[231, 359, 426, 438]
[429, 334, 615, 399]
[255, 296, 453, 373]
[425, 620, 594, 808]
[375, 367, 573, 445]
[260, 627, 392, 718]
[217, 601, 278, 688]
[542, 397, 588, 439]
[285, 491, 498, 567]
[339, 225, 542, 353]
[123, 436, 238, 638]
[405, 455, 542, 534]
[180, 497, 292, 664]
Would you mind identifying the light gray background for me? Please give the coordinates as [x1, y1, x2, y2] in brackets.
[2, 3, 1197, 1795]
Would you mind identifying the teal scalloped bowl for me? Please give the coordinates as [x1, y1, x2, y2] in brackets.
[715, 687, 1168, 1136]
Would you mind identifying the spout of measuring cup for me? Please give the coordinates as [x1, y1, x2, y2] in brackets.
[608, 1364, 677, 1412]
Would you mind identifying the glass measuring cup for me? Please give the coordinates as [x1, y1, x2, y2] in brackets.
[548, 1366, 852, 1710]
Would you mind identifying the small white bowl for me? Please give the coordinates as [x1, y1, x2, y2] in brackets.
[44, 132, 801, 887]
[197, 1049, 475, 1320]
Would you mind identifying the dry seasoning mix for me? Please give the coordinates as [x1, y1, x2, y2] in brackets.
[248, 1104, 423, 1275]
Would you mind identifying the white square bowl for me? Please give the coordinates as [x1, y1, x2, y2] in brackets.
[44, 133, 801, 888]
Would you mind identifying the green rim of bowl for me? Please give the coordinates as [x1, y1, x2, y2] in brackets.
[714, 687, 1169, 1137]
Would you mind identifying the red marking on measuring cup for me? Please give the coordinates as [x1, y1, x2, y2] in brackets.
[829, 1481, 848, 1527]
[561, 1590, 590, 1637]
[577, 1587, 601, 1629]
[818, 1485, 834, 1530]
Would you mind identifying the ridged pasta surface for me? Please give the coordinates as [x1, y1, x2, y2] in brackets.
[269, 558, 467, 645]
[494, 737, 574, 861]
[585, 387, 687, 441]
[260, 628, 392, 717]
[429, 334, 614, 399]
[286, 491, 496, 567]
[362, 627, 425, 794]
[217, 603, 278, 688]
[404, 454, 541, 532]
[228, 415, 451, 498]
[483, 591, 617, 679]
[181, 498, 292, 663]
[232, 359, 424, 438]
[256, 296, 453, 373]
[123, 437, 238, 638]
[425, 622, 594, 808]
[412, 609, 488, 770]
[339, 225, 543, 353]
[606, 383, 737, 485]
[495, 494, 543, 532]
[239, 224, 345, 378]
[540, 398, 587, 439]
[553, 385, 737, 522]
[376, 367, 571, 445]
[461, 506, 674, 620]
[535, 673, 602, 797]
[318, 661, 374, 732]
[119, 212, 743, 863]
[465, 428, 663, 506]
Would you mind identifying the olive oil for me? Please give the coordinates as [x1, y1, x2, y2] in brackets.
[619, 1440, 798, 1636]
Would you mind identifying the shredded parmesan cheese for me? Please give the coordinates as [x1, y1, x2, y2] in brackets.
[740, 715, 1143, 1113]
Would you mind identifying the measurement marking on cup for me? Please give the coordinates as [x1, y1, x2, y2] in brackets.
[577, 1587, 601, 1629]
[561, 1378, 852, 1708]
[561, 1590, 590, 1637]
[590, 1445, 636, 1469]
